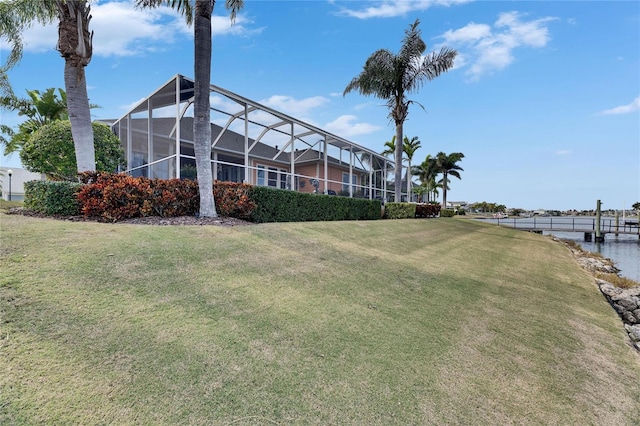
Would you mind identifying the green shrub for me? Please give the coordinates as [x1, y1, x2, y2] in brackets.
[249, 186, 380, 223]
[20, 121, 125, 181]
[24, 180, 81, 215]
[383, 202, 417, 219]
[440, 208, 455, 217]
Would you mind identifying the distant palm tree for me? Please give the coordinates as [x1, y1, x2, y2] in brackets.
[381, 135, 396, 158]
[381, 135, 421, 200]
[344, 19, 457, 202]
[436, 151, 464, 208]
[1, 0, 96, 173]
[403, 136, 421, 201]
[137, 0, 244, 218]
[412, 154, 440, 202]
[358, 151, 392, 199]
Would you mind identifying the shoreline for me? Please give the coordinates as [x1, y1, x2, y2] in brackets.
[552, 236, 640, 352]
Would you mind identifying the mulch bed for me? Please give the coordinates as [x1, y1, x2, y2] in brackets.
[5, 207, 253, 227]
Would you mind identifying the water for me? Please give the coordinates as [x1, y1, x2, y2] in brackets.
[545, 231, 639, 282]
[476, 217, 640, 282]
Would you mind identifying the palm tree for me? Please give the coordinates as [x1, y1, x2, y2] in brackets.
[381, 135, 421, 200]
[412, 154, 440, 202]
[357, 151, 391, 199]
[137, 0, 244, 218]
[403, 135, 421, 201]
[0, 0, 96, 174]
[435, 151, 464, 208]
[344, 19, 457, 202]
[1, 88, 68, 154]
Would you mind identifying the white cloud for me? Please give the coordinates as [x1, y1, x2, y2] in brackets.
[18, 23, 57, 53]
[556, 150, 571, 156]
[439, 11, 556, 81]
[599, 97, 640, 115]
[337, 0, 473, 19]
[120, 96, 147, 113]
[260, 95, 329, 117]
[440, 22, 491, 44]
[14, 0, 258, 58]
[324, 115, 382, 137]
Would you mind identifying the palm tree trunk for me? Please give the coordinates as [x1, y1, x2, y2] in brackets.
[194, 0, 217, 217]
[56, 0, 95, 174]
[64, 61, 95, 173]
[394, 122, 403, 202]
[406, 159, 411, 202]
[442, 171, 448, 208]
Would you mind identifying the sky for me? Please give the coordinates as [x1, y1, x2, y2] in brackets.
[1, 0, 639, 211]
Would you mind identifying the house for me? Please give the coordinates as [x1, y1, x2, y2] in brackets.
[110, 75, 398, 200]
[0, 167, 45, 201]
[447, 201, 468, 210]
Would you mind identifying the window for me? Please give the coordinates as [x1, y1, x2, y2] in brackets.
[268, 167, 278, 187]
[257, 165, 265, 186]
[257, 164, 289, 188]
[342, 173, 357, 192]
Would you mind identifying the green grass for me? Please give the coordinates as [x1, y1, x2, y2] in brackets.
[0, 199, 23, 211]
[1, 214, 639, 425]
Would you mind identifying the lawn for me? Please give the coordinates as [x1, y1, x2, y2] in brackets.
[1, 213, 639, 425]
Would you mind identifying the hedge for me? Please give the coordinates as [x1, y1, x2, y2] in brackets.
[249, 186, 381, 223]
[383, 202, 416, 219]
[24, 173, 382, 223]
[440, 208, 455, 217]
[24, 180, 82, 216]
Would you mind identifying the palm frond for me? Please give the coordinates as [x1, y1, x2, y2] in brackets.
[135, 0, 194, 25]
[421, 47, 458, 81]
[0, 0, 57, 71]
[399, 19, 426, 62]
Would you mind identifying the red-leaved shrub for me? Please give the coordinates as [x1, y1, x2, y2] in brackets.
[77, 172, 255, 222]
[213, 180, 256, 219]
[415, 203, 441, 218]
[78, 172, 155, 222]
[150, 178, 198, 217]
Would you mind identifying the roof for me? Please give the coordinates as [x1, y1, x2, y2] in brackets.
[118, 74, 390, 169]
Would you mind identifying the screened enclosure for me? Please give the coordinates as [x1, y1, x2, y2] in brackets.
[111, 75, 404, 200]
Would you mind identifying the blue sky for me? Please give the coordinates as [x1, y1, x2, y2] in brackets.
[1, 0, 639, 210]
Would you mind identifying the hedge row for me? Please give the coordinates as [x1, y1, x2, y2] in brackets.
[248, 186, 381, 223]
[23, 173, 381, 223]
[383, 202, 417, 219]
[24, 180, 82, 216]
[440, 208, 455, 217]
[23, 178, 449, 222]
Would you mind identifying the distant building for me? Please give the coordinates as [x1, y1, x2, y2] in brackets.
[0, 167, 45, 201]
[447, 201, 468, 209]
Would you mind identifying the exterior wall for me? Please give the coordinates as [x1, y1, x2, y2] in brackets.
[248, 160, 365, 195]
[295, 163, 363, 195]
[250, 159, 290, 189]
[295, 164, 320, 193]
[0, 167, 45, 201]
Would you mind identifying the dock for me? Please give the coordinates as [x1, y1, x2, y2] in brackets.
[489, 217, 640, 241]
